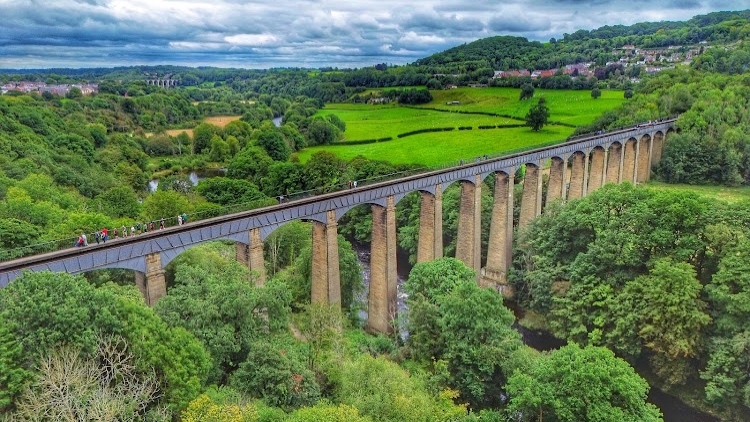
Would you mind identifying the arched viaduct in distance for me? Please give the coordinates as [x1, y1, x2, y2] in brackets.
[0, 120, 676, 334]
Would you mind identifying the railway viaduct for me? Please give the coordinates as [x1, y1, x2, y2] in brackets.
[0, 119, 676, 334]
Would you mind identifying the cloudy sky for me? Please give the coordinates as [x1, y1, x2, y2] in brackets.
[0, 0, 747, 69]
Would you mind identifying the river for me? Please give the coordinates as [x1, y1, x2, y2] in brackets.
[148, 168, 226, 192]
[350, 241, 720, 422]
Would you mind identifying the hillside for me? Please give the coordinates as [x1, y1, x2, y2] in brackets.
[413, 9, 750, 72]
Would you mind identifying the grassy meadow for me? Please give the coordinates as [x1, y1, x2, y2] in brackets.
[316, 104, 518, 141]
[301, 87, 624, 165]
[421, 87, 626, 126]
[295, 125, 574, 166]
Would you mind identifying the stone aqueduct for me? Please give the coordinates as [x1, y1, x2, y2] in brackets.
[0, 119, 676, 334]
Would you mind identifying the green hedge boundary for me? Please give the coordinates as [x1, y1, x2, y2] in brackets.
[397, 127, 455, 138]
[327, 122, 559, 145]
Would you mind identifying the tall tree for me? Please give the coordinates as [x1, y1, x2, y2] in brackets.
[505, 344, 663, 422]
[525, 97, 550, 131]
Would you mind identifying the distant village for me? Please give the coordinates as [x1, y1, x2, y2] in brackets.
[492, 43, 706, 82]
[1, 82, 98, 96]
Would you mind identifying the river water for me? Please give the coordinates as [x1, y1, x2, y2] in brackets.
[148, 168, 227, 192]
[350, 241, 720, 422]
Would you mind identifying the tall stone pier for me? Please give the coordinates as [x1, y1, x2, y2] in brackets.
[311, 210, 341, 306]
[482, 171, 514, 296]
[135, 252, 166, 306]
[367, 196, 397, 334]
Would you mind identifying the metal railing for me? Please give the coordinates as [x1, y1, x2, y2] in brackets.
[0, 117, 677, 262]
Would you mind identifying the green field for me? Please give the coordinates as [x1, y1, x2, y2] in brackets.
[646, 181, 750, 203]
[296, 125, 574, 166]
[316, 104, 518, 141]
[302, 87, 624, 165]
[421, 87, 626, 127]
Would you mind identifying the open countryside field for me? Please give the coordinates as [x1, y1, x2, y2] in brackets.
[153, 115, 243, 138]
[646, 181, 750, 203]
[316, 104, 518, 141]
[295, 125, 574, 166]
[304, 88, 624, 165]
[421, 87, 625, 127]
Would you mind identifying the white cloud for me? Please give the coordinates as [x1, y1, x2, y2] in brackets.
[0, 0, 748, 68]
[224, 33, 279, 46]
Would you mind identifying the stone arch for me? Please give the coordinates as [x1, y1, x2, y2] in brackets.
[637, 134, 651, 183]
[606, 141, 623, 184]
[588, 146, 606, 192]
[622, 137, 638, 183]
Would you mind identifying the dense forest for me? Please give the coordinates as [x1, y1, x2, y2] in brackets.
[2, 8, 750, 422]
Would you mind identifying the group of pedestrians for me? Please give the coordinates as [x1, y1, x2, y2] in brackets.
[74, 213, 188, 248]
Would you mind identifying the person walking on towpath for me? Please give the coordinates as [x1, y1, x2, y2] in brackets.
[75, 235, 84, 247]
[150, 221, 155, 231]
[113, 227, 119, 239]
[182, 213, 188, 224]
[177, 215, 183, 226]
[159, 218, 165, 230]
[81, 233, 88, 246]
[95, 231, 101, 245]
[101, 227, 108, 242]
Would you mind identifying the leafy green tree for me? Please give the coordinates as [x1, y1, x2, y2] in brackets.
[87, 123, 108, 148]
[333, 354, 467, 421]
[519, 83, 535, 100]
[182, 393, 259, 422]
[591, 87, 602, 99]
[195, 177, 267, 206]
[256, 128, 290, 161]
[405, 258, 522, 409]
[261, 162, 306, 197]
[701, 238, 750, 409]
[230, 338, 320, 411]
[140, 189, 191, 223]
[193, 123, 220, 154]
[303, 151, 345, 192]
[286, 402, 368, 422]
[94, 185, 141, 218]
[625, 89, 634, 99]
[65, 87, 83, 99]
[306, 117, 341, 146]
[514, 184, 711, 368]
[505, 344, 663, 422]
[525, 97, 550, 131]
[326, 114, 346, 133]
[0, 218, 43, 259]
[0, 271, 211, 412]
[618, 258, 710, 384]
[227, 146, 274, 186]
[298, 304, 343, 373]
[0, 324, 30, 412]
[157, 259, 291, 384]
[265, 220, 311, 276]
[209, 135, 230, 162]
